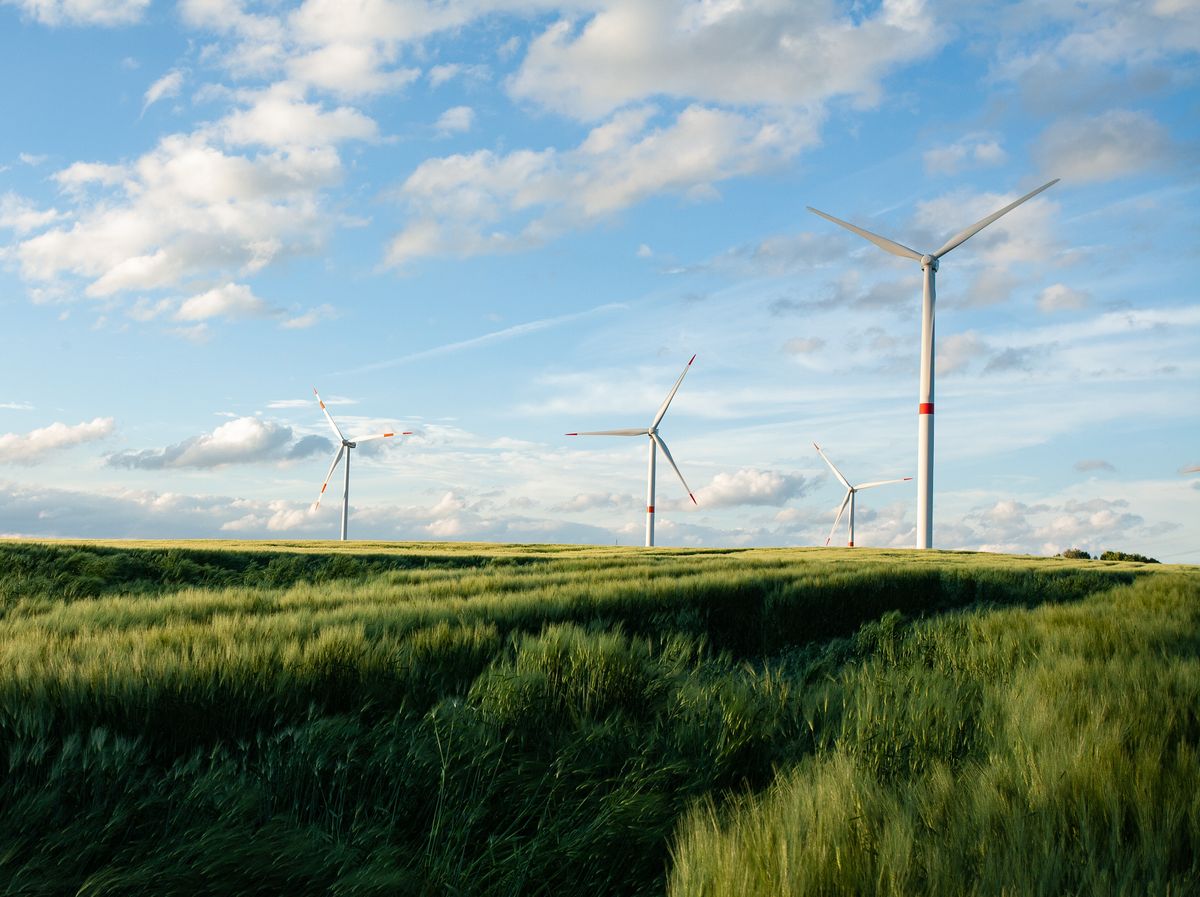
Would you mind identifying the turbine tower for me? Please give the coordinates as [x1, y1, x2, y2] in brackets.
[567, 355, 698, 547]
[312, 388, 410, 541]
[814, 442, 911, 548]
[808, 178, 1058, 549]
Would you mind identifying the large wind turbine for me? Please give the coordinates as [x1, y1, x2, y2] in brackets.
[808, 178, 1058, 549]
[567, 355, 698, 547]
[312, 388, 411, 541]
[814, 442, 911, 548]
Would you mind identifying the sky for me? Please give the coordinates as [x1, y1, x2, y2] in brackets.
[0, 0, 1197, 559]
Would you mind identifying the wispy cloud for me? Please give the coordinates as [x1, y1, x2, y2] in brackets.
[341, 302, 627, 375]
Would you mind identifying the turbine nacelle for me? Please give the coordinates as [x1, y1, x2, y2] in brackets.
[921, 254, 938, 271]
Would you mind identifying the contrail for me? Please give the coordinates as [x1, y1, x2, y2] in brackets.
[337, 302, 627, 376]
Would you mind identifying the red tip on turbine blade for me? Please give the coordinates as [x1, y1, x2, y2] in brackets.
[402, 431, 413, 435]
[689, 493, 697, 505]
[383, 433, 394, 438]
[565, 432, 578, 436]
[320, 483, 327, 493]
[903, 477, 913, 481]
[688, 354, 696, 365]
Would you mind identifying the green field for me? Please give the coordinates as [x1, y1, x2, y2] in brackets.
[0, 540, 1196, 896]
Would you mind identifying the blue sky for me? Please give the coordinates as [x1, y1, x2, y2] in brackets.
[0, 0, 1197, 558]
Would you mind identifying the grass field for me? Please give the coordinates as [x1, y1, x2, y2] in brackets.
[0, 540, 1196, 895]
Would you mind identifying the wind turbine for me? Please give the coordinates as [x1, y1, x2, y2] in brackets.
[312, 388, 411, 541]
[808, 178, 1059, 549]
[814, 442, 911, 548]
[567, 355, 698, 547]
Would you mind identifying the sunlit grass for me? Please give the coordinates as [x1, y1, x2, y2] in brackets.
[0, 540, 1194, 895]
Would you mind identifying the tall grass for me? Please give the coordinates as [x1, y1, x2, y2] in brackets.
[667, 574, 1200, 897]
[0, 540, 1193, 895]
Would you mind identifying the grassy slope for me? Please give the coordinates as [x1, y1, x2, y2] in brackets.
[0, 541, 1195, 896]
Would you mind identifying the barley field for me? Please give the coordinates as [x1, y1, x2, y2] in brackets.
[0, 540, 1195, 895]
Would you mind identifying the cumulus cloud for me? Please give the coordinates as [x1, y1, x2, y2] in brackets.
[281, 303, 337, 329]
[692, 468, 810, 509]
[937, 332, 988, 377]
[107, 417, 304, 469]
[219, 82, 379, 148]
[957, 496, 1148, 556]
[508, 0, 937, 119]
[435, 105, 475, 135]
[923, 133, 1006, 175]
[2, 0, 150, 26]
[1034, 109, 1174, 182]
[0, 418, 115, 464]
[175, 283, 274, 321]
[387, 104, 817, 265]
[0, 193, 60, 234]
[555, 491, 634, 513]
[17, 131, 341, 299]
[1038, 283, 1089, 312]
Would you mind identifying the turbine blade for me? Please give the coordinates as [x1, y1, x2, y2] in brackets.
[352, 431, 412, 443]
[856, 476, 913, 490]
[813, 442, 852, 490]
[566, 428, 650, 436]
[807, 207, 923, 261]
[312, 446, 345, 509]
[826, 492, 851, 547]
[932, 178, 1060, 258]
[650, 354, 696, 429]
[313, 387, 346, 443]
[652, 433, 696, 504]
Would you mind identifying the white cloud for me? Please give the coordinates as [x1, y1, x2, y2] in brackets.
[1, 0, 150, 26]
[175, 283, 274, 321]
[0, 193, 60, 234]
[53, 161, 128, 195]
[923, 133, 1006, 175]
[1034, 109, 1174, 183]
[783, 337, 824, 355]
[16, 132, 342, 299]
[937, 332, 988, 377]
[508, 0, 937, 119]
[387, 104, 815, 264]
[281, 303, 337, 329]
[107, 416, 328, 469]
[692, 468, 810, 509]
[1037, 283, 1089, 312]
[435, 105, 475, 135]
[18, 153, 46, 166]
[219, 83, 379, 148]
[0, 418, 114, 464]
[0, 402, 34, 411]
[142, 70, 184, 114]
[287, 42, 419, 97]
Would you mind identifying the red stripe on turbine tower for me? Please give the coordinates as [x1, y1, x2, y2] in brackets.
[919, 403, 934, 415]
[647, 506, 654, 513]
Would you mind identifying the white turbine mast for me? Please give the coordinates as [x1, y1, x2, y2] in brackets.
[808, 178, 1059, 549]
[311, 387, 411, 541]
[567, 355, 698, 547]
[814, 442, 911, 548]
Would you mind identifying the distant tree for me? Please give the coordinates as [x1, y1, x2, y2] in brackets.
[1099, 550, 1159, 564]
[1059, 548, 1091, 559]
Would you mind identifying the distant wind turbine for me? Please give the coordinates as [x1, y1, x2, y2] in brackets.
[312, 388, 411, 541]
[808, 178, 1059, 549]
[814, 442, 911, 548]
[567, 355, 698, 547]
